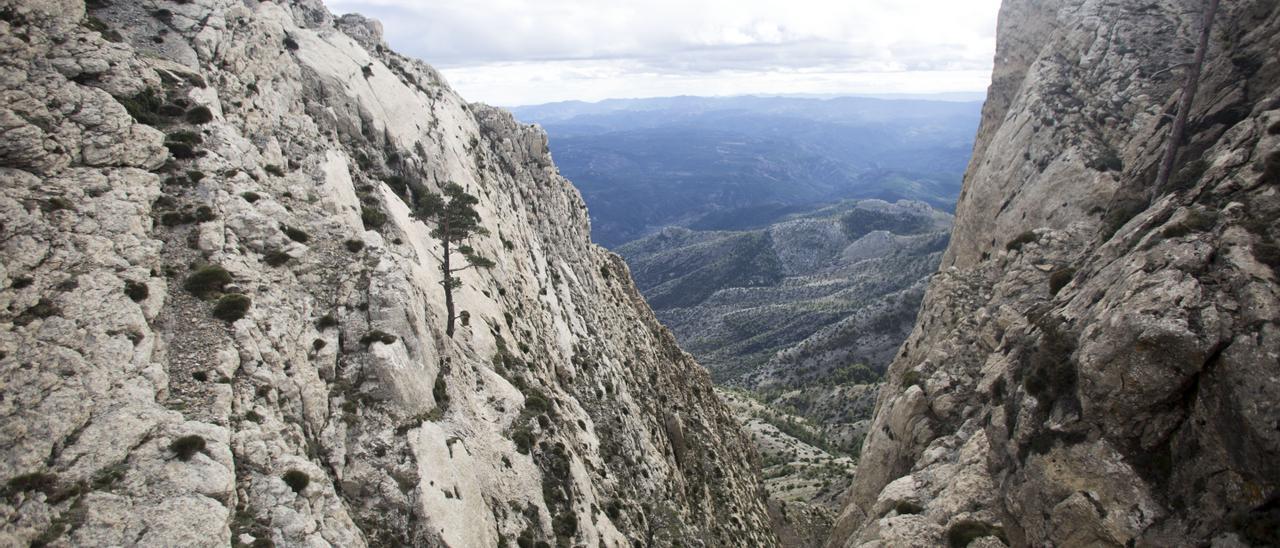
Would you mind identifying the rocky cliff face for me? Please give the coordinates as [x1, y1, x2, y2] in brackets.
[830, 0, 1280, 546]
[0, 1, 777, 546]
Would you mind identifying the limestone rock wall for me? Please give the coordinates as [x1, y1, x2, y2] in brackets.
[0, 1, 776, 546]
[830, 0, 1280, 546]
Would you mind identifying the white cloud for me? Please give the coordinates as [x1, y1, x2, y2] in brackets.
[325, 0, 1001, 105]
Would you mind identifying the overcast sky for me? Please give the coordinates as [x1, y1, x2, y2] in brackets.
[324, 0, 1002, 106]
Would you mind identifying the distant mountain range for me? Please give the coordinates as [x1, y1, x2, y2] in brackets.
[511, 95, 981, 247]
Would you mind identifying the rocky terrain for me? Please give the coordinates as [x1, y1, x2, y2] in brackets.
[0, 1, 779, 546]
[830, 0, 1280, 546]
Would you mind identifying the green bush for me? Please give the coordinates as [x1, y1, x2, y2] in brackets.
[1005, 230, 1038, 251]
[316, 314, 338, 330]
[184, 265, 231, 299]
[5, 472, 58, 497]
[170, 435, 206, 461]
[361, 205, 387, 229]
[901, 370, 924, 388]
[511, 426, 535, 455]
[1048, 268, 1076, 296]
[360, 330, 396, 346]
[433, 376, 449, 407]
[263, 249, 291, 267]
[282, 470, 309, 493]
[166, 142, 197, 159]
[124, 280, 149, 302]
[213, 294, 251, 322]
[118, 89, 168, 126]
[281, 225, 309, 243]
[185, 105, 213, 124]
[167, 130, 203, 145]
[194, 206, 215, 222]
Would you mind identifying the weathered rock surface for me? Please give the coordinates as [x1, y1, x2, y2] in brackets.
[0, 1, 777, 546]
[830, 0, 1280, 546]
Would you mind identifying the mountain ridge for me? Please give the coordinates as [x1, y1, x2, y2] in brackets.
[0, 1, 778, 545]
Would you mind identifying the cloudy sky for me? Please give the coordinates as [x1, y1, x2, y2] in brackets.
[324, 0, 1002, 106]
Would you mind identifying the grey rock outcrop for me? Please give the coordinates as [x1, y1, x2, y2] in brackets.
[0, 1, 776, 546]
[830, 0, 1280, 546]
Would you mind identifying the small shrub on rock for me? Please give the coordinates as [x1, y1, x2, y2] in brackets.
[316, 314, 338, 330]
[170, 435, 206, 461]
[360, 330, 396, 346]
[213, 294, 251, 322]
[1048, 268, 1076, 296]
[281, 225, 309, 243]
[124, 280, 149, 302]
[282, 470, 309, 493]
[185, 105, 213, 124]
[184, 265, 231, 299]
[166, 142, 196, 159]
[1005, 230, 1038, 251]
[263, 249, 291, 267]
[361, 205, 387, 229]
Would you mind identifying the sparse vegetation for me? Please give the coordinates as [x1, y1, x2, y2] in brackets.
[414, 182, 495, 336]
[361, 205, 387, 229]
[184, 265, 232, 299]
[316, 314, 338, 330]
[124, 280, 149, 302]
[213, 294, 251, 322]
[360, 330, 397, 346]
[1048, 267, 1076, 296]
[282, 470, 309, 493]
[263, 249, 291, 267]
[185, 105, 214, 124]
[169, 435, 206, 461]
[1006, 230, 1038, 251]
[901, 370, 924, 389]
[281, 225, 309, 243]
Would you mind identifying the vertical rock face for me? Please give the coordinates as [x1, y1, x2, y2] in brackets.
[0, 1, 776, 546]
[830, 0, 1280, 546]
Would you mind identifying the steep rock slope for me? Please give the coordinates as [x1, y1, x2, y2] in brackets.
[830, 0, 1280, 546]
[0, 1, 776, 546]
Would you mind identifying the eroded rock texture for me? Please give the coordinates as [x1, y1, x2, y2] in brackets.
[0, 1, 776, 546]
[830, 0, 1280, 546]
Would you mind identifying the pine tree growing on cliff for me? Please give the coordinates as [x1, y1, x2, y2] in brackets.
[415, 182, 495, 336]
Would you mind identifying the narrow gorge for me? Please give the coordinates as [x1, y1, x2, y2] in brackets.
[2, 0, 1279, 547]
[0, 0, 774, 545]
